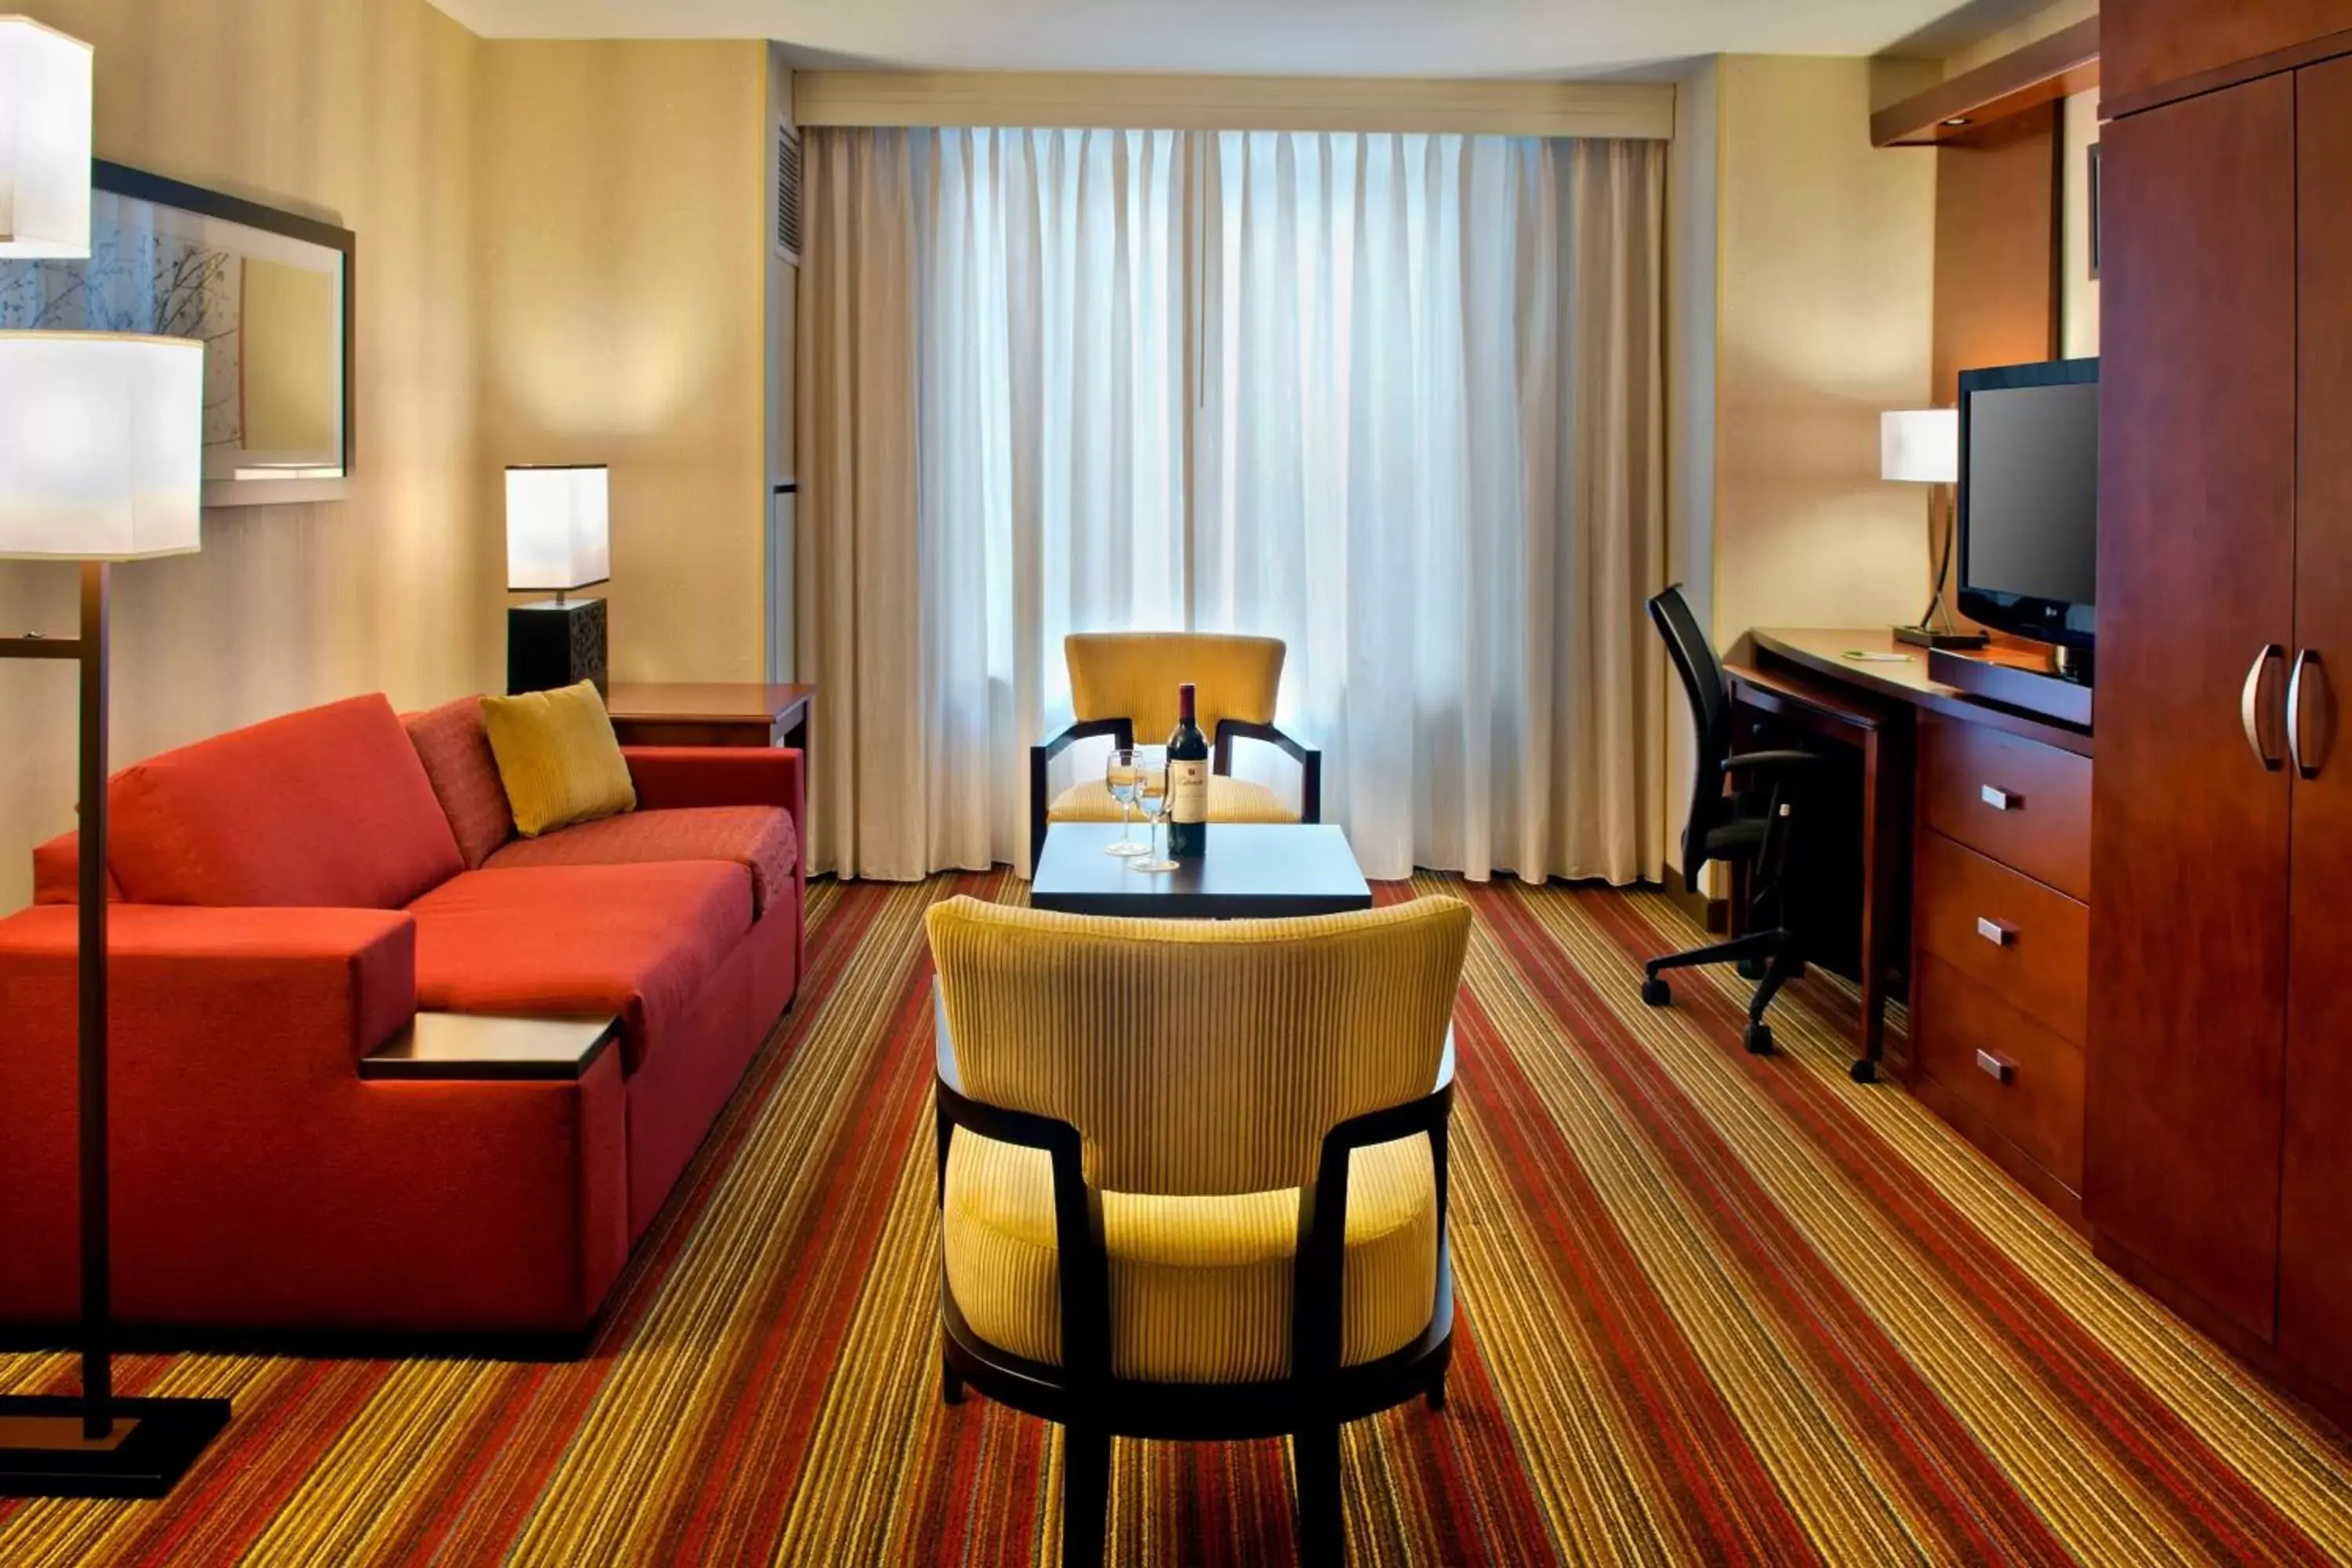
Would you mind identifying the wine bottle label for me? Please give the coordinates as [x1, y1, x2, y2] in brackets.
[1170, 760, 1209, 823]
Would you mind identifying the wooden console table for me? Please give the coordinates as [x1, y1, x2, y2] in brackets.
[604, 682, 813, 753]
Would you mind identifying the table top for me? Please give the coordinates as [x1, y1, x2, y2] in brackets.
[359, 1012, 621, 1082]
[604, 682, 815, 724]
[1031, 822, 1374, 919]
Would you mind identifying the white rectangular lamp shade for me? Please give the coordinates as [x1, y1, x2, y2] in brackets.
[1881, 408, 1958, 485]
[506, 466, 610, 592]
[0, 332, 203, 559]
[0, 17, 93, 259]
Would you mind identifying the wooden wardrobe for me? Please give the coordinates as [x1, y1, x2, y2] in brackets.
[2092, 0, 2352, 1417]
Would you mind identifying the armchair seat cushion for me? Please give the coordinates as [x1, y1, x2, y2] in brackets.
[1047, 775, 1297, 826]
[485, 805, 799, 918]
[942, 1127, 1438, 1383]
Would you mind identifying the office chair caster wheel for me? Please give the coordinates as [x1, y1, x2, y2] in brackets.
[1849, 1058, 1877, 1084]
[1641, 976, 1671, 1007]
[1744, 1022, 1773, 1054]
[1737, 956, 1768, 982]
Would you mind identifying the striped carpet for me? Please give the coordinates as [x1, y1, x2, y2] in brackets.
[4, 872, 2350, 1565]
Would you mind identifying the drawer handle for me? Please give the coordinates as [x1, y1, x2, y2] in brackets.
[1976, 916, 2017, 947]
[1980, 784, 2020, 811]
[1976, 1049, 2016, 1083]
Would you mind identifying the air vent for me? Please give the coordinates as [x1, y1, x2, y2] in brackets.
[775, 120, 803, 266]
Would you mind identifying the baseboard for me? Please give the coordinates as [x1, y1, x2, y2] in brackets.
[0, 1319, 597, 1364]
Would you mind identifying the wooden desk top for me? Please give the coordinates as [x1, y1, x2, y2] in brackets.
[1748, 630, 2092, 757]
[604, 682, 815, 725]
[360, 1013, 620, 1082]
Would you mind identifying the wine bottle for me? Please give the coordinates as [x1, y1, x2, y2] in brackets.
[1167, 681, 1210, 858]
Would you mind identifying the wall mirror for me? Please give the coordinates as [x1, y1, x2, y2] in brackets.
[0, 161, 354, 506]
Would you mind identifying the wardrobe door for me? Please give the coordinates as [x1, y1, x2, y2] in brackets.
[2280, 56, 2352, 1382]
[2087, 75, 2299, 1341]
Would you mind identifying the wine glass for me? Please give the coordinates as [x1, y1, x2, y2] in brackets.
[1129, 747, 1178, 874]
[1104, 747, 1149, 857]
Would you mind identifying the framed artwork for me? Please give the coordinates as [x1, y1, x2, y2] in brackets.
[0, 161, 355, 506]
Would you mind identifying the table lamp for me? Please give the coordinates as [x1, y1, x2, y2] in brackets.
[1882, 408, 1987, 651]
[506, 463, 610, 695]
[0, 331, 232, 1495]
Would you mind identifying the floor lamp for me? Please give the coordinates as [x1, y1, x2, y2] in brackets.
[0, 332, 231, 1497]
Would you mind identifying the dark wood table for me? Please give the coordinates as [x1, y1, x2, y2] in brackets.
[605, 682, 814, 753]
[359, 1013, 621, 1081]
[1031, 822, 1373, 919]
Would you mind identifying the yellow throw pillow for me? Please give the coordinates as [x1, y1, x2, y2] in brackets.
[479, 681, 637, 838]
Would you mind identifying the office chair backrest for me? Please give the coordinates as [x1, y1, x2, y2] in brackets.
[927, 895, 1470, 1196]
[1648, 584, 1733, 873]
[1065, 633, 1284, 742]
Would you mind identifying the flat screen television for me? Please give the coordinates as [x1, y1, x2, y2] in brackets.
[1956, 358, 2100, 654]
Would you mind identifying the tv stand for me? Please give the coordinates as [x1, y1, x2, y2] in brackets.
[1928, 643, 2093, 728]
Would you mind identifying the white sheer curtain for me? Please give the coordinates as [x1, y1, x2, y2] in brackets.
[1198, 132, 1666, 882]
[800, 126, 1664, 884]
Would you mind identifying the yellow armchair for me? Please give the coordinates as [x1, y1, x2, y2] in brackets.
[1029, 633, 1322, 871]
[927, 895, 1471, 1567]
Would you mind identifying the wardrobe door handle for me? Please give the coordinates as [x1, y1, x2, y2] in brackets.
[2288, 649, 2326, 780]
[2242, 644, 2285, 772]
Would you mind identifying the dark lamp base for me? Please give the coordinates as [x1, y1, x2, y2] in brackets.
[507, 597, 608, 696]
[0, 1394, 232, 1498]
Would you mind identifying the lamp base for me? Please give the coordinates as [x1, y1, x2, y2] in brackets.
[507, 597, 608, 696]
[0, 1394, 232, 1498]
[1893, 623, 1990, 651]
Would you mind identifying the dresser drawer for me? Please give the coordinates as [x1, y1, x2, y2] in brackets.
[1914, 953, 2085, 1190]
[1919, 718, 2091, 899]
[1915, 829, 2089, 1043]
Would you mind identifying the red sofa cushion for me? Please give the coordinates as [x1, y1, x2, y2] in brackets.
[483, 805, 798, 916]
[407, 862, 753, 1073]
[107, 695, 465, 909]
[402, 698, 516, 869]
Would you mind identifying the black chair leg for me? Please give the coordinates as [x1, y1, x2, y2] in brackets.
[942, 1356, 964, 1405]
[1743, 938, 1801, 1055]
[1294, 1419, 1344, 1568]
[1645, 931, 1783, 979]
[1062, 1423, 1110, 1568]
[1427, 1367, 1447, 1412]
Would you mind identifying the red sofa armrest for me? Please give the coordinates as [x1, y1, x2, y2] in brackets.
[0, 905, 416, 1063]
[31, 829, 122, 906]
[623, 746, 805, 826]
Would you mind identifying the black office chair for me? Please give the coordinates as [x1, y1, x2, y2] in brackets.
[1642, 584, 1838, 1067]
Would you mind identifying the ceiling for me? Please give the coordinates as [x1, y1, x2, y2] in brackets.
[426, 0, 1994, 77]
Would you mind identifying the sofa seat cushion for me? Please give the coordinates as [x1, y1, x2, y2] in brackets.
[1049, 775, 1297, 826]
[107, 695, 465, 909]
[942, 1127, 1438, 1384]
[408, 863, 752, 1073]
[402, 698, 515, 869]
[482, 806, 798, 918]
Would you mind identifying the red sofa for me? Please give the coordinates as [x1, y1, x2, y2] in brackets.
[0, 693, 804, 1340]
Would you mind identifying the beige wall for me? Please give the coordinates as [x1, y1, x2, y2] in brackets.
[2061, 86, 2102, 358]
[1664, 56, 1721, 877]
[474, 38, 771, 686]
[1711, 55, 1939, 650]
[0, 0, 489, 913]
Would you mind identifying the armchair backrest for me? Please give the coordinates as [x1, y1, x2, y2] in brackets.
[927, 895, 1470, 1196]
[1065, 633, 1285, 742]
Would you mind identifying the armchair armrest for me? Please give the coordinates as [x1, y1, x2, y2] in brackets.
[1293, 1026, 1456, 1388]
[933, 983, 1112, 1384]
[1029, 718, 1136, 873]
[1214, 719, 1324, 823]
[623, 745, 805, 822]
[1721, 750, 1819, 777]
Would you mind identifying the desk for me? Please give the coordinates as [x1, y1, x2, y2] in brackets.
[1733, 630, 2095, 1221]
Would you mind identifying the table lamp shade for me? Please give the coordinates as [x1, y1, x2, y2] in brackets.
[0, 332, 203, 559]
[0, 17, 93, 259]
[1881, 408, 1958, 485]
[506, 465, 610, 592]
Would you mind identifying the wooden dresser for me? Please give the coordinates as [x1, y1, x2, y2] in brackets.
[1740, 630, 2095, 1221]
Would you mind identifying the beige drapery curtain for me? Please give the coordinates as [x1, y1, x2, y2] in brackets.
[797, 127, 1666, 884]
